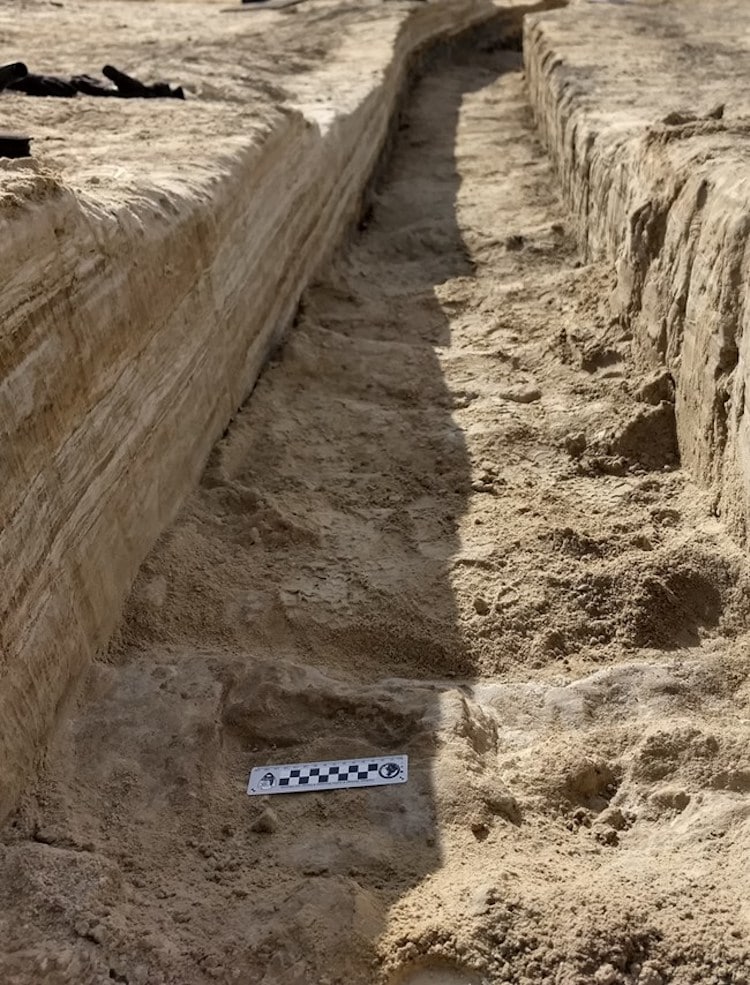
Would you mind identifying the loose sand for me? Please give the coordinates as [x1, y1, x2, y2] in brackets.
[3, 8, 750, 985]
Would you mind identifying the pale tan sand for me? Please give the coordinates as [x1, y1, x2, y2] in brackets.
[2, 3, 750, 985]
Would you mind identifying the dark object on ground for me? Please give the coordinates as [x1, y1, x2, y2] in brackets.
[3, 64, 184, 100]
[0, 133, 32, 158]
[222, 0, 307, 11]
[8, 74, 77, 97]
[661, 110, 697, 126]
[0, 62, 28, 91]
[71, 74, 119, 97]
[102, 65, 184, 99]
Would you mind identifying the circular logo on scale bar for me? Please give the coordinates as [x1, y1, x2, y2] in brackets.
[378, 762, 401, 779]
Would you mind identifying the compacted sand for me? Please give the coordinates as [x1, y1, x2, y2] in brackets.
[3, 15, 750, 985]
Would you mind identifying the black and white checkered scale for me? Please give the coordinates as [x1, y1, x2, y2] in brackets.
[247, 755, 408, 795]
[280, 761, 380, 787]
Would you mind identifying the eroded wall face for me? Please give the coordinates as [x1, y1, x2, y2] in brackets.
[525, 3, 750, 544]
[1, 120, 318, 817]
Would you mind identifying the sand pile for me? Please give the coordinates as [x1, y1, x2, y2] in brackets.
[2, 5, 750, 985]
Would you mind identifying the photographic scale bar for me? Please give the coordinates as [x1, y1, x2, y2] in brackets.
[247, 755, 408, 796]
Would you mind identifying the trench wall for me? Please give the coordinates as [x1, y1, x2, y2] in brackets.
[0, 0, 555, 820]
[524, 2, 750, 544]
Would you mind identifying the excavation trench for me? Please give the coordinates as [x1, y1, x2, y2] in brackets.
[3, 12, 750, 985]
[0, 0, 555, 827]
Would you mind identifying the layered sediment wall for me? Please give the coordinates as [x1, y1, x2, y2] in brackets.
[525, 0, 750, 540]
[0, 0, 548, 820]
[7, 0, 747, 830]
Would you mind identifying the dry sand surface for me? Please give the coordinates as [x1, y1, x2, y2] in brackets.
[3, 3, 750, 985]
[0, 0, 373, 194]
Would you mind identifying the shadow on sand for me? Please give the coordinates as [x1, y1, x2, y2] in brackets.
[0, 14, 544, 985]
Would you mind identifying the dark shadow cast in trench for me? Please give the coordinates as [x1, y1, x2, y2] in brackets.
[0, 12, 553, 985]
[178, 22, 532, 985]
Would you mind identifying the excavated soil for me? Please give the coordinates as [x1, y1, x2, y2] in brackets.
[3, 29, 750, 985]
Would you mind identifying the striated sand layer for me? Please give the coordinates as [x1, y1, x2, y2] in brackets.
[3, 3, 750, 983]
[0, 0, 538, 819]
[4, 2, 750, 985]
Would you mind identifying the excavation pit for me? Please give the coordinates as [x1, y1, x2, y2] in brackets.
[2, 2, 750, 984]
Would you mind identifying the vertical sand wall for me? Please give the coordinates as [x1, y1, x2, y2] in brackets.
[0, 0, 546, 820]
[525, 5, 750, 543]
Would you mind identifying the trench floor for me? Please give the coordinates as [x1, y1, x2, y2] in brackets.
[3, 40, 750, 985]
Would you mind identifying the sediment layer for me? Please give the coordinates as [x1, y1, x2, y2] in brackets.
[525, 0, 750, 539]
[0, 0, 539, 819]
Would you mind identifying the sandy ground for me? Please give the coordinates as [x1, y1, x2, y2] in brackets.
[0, 0, 417, 204]
[3, 18, 750, 985]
